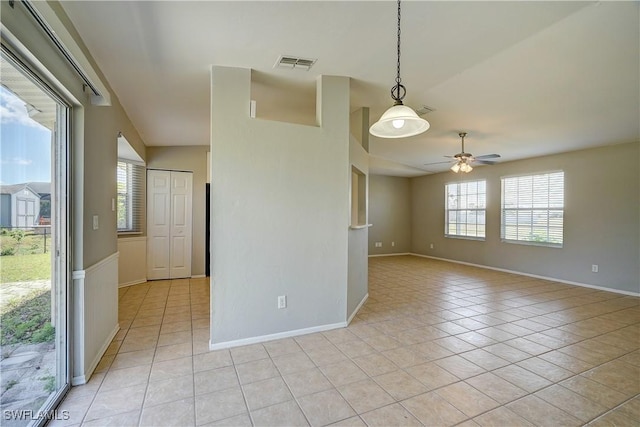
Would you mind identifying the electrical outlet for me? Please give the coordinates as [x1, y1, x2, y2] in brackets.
[391, 241, 395, 247]
[430, 243, 434, 249]
[278, 295, 286, 309]
[92, 215, 99, 230]
[592, 264, 599, 273]
[375, 242, 382, 248]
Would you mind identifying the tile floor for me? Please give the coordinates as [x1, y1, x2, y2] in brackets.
[52, 256, 639, 426]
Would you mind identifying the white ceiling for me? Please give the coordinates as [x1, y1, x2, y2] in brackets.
[60, 1, 639, 176]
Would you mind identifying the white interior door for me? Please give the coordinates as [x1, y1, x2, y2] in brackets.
[147, 170, 171, 280]
[169, 172, 192, 278]
[147, 169, 193, 280]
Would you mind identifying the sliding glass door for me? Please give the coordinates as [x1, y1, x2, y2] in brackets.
[0, 48, 69, 427]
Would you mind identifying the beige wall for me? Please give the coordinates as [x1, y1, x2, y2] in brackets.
[210, 67, 351, 346]
[146, 146, 209, 277]
[1, 1, 147, 383]
[369, 175, 412, 255]
[347, 110, 370, 320]
[411, 142, 639, 294]
[83, 104, 147, 266]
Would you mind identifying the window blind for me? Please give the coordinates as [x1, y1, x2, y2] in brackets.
[117, 160, 144, 233]
[501, 171, 564, 247]
[445, 180, 486, 239]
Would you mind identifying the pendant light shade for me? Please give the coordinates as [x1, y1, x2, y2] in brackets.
[369, 0, 430, 139]
[369, 104, 430, 138]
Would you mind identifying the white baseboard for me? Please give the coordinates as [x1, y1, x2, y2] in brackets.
[368, 252, 411, 258]
[118, 279, 146, 288]
[410, 253, 640, 297]
[347, 293, 368, 325]
[191, 275, 206, 279]
[72, 323, 119, 386]
[210, 321, 348, 351]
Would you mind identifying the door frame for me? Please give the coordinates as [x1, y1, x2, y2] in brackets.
[0, 43, 71, 424]
[146, 168, 194, 280]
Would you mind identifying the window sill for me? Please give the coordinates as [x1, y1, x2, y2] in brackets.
[501, 239, 562, 249]
[445, 235, 485, 242]
[118, 231, 143, 237]
[350, 224, 373, 230]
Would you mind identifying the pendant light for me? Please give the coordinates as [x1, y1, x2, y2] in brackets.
[370, 0, 430, 139]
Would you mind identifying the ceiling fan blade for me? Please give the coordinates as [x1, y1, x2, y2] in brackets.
[424, 160, 454, 166]
[474, 153, 501, 160]
[473, 159, 497, 165]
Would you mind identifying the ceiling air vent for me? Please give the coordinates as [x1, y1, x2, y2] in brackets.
[415, 105, 436, 116]
[274, 55, 317, 71]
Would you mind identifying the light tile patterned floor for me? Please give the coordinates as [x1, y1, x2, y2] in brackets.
[52, 256, 639, 426]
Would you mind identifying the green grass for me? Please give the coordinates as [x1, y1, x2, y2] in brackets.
[0, 252, 51, 283]
[0, 230, 54, 346]
[0, 229, 51, 256]
[0, 288, 54, 345]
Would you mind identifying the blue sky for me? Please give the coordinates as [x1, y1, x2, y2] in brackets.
[0, 86, 52, 184]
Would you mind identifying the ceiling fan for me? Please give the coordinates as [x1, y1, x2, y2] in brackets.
[426, 132, 501, 173]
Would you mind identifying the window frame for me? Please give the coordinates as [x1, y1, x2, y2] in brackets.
[444, 179, 487, 241]
[116, 159, 144, 234]
[500, 170, 564, 248]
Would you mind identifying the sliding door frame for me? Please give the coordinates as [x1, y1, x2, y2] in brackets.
[1, 43, 72, 426]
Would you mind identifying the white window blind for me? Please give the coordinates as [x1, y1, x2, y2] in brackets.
[117, 160, 144, 233]
[445, 180, 486, 239]
[501, 171, 564, 247]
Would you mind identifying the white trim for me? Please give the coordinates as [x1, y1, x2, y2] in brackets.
[209, 321, 348, 351]
[500, 238, 562, 249]
[72, 324, 119, 386]
[368, 252, 411, 258]
[85, 251, 119, 274]
[350, 224, 373, 230]
[445, 235, 485, 242]
[191, 275, 206, 279]
[347, 293, 368, 325]
[411, 253, 640, 297]
[72, 271, 85, 385]
[118, 279, 146, 288]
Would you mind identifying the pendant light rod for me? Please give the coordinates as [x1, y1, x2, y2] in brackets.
[460, 132, 467, 153]
[392, 0, 405, 105]
[369, 0, 430, 138]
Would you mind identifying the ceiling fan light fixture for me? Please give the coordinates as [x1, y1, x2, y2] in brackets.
[460, 162, 473, 173]
[369, 0, 430, 139]
[450, 162, 461, 173]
